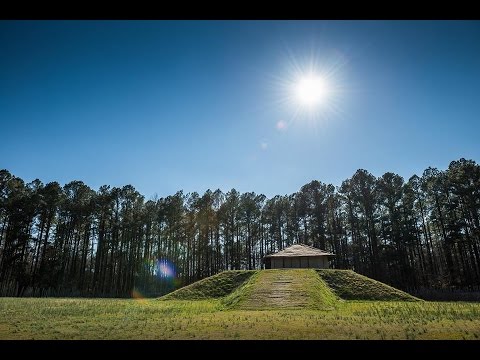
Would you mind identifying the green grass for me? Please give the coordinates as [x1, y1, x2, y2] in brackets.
[1, 297, 479, 339]
[222, 270, 261, 308]
[317, 269, 420, 301]
[226, 269, 338, 310]
[160, 270, 256, 300]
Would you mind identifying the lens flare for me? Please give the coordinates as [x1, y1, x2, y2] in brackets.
[131, 258, 178, 300]
[155, 259, 176, 279]
[276, 120, 287, 131]
[132, 288, 148, 303]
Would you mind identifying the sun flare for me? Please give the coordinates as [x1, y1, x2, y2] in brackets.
[268, 49, 348, 130]
[295, 75, 329, 107]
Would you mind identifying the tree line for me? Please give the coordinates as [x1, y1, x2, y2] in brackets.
[1, 158, 479, 297]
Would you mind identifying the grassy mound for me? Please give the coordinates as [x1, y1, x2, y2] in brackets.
[160, 270, 257, 300]
[160, 268, 419, 307]
[317, 269, 420, 301]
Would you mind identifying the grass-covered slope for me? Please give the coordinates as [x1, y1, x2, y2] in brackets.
[229, 269, 338, 310]
[160, 270, 257, 300]
[317, 269, 420, 301]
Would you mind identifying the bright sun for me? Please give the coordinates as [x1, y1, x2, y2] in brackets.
[273, 51, 346, 127]
[295, 75, 329, 107]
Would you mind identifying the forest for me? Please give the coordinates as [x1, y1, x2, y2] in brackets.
[0, 158, 479, 297]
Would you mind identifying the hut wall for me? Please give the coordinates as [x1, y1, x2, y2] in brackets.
[271, 258, 283, 269]
[307, 257, 330, 269]
[270, 256, 330, 269]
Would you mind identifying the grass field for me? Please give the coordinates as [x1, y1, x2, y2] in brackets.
[1, 270, 479, 340]
[1, 297, 480, 340]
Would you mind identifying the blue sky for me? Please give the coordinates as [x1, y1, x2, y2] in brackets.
[1, 20, 479, 198]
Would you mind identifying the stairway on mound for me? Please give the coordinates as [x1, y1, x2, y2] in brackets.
[238, 269, 315, 309]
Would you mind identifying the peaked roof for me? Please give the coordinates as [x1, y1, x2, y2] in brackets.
[264, 244, 334, 258]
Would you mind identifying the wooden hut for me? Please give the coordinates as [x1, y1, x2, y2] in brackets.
[263, 244, 334, 269]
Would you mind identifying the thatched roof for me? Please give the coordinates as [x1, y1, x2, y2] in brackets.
[264, 244, 334, 258]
